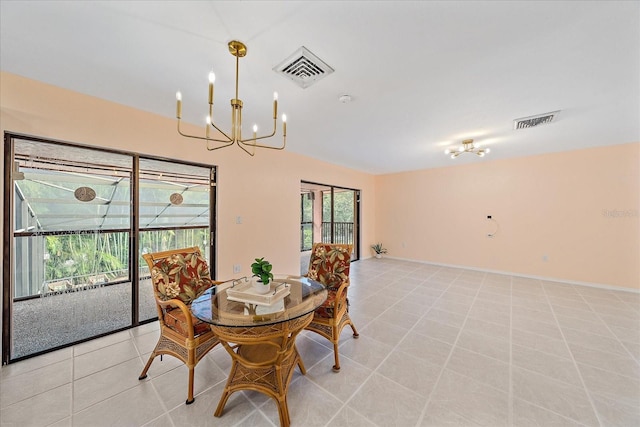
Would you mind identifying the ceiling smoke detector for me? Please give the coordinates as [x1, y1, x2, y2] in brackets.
[273, 46, 334, 89]
[513, 111, 560, 129]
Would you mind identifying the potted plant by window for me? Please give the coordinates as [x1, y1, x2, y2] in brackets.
[251, 257, 274, 294]
[371, 243, 387, 259]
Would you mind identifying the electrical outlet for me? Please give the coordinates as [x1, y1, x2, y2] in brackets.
[236, 216, 242, 224]
[233, 264, 241, 273]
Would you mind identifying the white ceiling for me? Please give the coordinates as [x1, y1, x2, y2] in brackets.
[1, 1, 638, 174]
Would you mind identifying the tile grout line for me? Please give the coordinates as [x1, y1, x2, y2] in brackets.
[415, 268, 488, 427]
[321, 265, 442, 427]
[541, 281, 605, 427]
[576, 291, 640, 367]
[4, 259, 637, 426]
[70, 329, 175, 425]
[128, 328, 174, 425]
[508, 275, 514, 427]
[509, 283, 614, 425]
[314, 265, 446, 426]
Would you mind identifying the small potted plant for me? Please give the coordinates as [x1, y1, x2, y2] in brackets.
[371, 243, 387, 259]
[251, 257, 274, 294]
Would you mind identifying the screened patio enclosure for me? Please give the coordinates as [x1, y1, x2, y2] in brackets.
[3, 135, 215, 363]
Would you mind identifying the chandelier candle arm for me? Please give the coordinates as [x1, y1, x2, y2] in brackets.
[175, 92, 233, 145]
[175, 40, 286, 154]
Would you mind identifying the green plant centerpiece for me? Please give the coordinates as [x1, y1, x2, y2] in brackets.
[371, 243, 387, 258]
[251, 257, 274, 293]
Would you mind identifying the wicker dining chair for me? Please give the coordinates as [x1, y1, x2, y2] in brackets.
[304, 243, 359, 371]
[139, 246, 221, 404]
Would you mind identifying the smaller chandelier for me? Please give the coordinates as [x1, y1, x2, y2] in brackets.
[444, 139, 490, 159]
[175, 40, 286, 156]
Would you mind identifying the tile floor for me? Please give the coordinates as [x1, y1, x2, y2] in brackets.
[1, 258, 639, 426]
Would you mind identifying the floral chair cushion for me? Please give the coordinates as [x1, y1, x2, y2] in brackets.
[307, 244, 351, 290]
[314, 288, 347, 318]
[307, 244, 351, 318]
[150, 250, 213, 304]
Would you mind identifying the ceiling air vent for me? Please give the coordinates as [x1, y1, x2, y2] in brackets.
[273, 46, 334, 89]
[513, 111, 560, 130]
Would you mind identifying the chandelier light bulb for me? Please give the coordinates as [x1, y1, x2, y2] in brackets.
[282, 114, 287, 137]
[175, 40, 286, 155]
[175, 91, 182, 119]
[450, 154, 456, 159]
[458, 147, 464, 152]
[486, 148, 491, 153]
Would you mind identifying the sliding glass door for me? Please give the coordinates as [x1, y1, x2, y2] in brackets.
[322, 188, 357, 247]
[137, 158, 214, 322]
[300, 181, 360, 266]
[6, 138, 133, 361]
[3, 134, 215, 363]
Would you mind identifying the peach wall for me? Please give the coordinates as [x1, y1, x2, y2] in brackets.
[2, 71, 638, 292]
[0, 72, 376, 281]
[375, 143, 640, 289]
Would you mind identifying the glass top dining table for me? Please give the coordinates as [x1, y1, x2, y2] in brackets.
[191, 275, 327, 327]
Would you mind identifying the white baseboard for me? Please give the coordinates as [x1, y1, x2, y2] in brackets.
[368, 256, 640, 294]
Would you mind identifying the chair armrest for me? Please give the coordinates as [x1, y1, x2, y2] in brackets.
[156, 297, 197, 338]
[332, 280, 351, 311]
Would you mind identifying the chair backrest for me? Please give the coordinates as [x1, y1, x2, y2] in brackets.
[143, 246, 213, 305]
[307, 243, 353, 289]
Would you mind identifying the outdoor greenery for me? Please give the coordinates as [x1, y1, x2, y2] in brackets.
[301, 189, 356, 251]
[43, 228, 209, 285]
[45, 232, 128, 282]
[301, 193, 313, 250]
[323, 190, 355, 222]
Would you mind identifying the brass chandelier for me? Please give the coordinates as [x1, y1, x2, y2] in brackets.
[175, 40, 286, 156]
[444, 139, 490, 159]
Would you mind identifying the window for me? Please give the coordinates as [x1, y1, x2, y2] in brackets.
[300, 180, 360, 257]
[3, 135, 216, 363]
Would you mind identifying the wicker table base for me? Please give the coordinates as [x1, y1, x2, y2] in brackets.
[212, 312, 313, 427]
